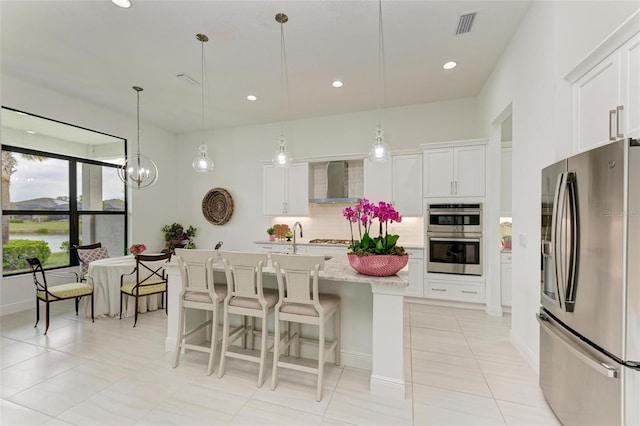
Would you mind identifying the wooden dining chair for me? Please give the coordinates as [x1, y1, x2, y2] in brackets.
[217, 251, 278, 387]
[26, 257, 94, 335]
[173, 249, 227, 375]
[119, 252, 171, 327]
[270, 254, 340, 401]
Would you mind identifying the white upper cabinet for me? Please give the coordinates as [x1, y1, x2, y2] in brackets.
[263, 162, 309, 216]
[422, 140, 486, 198]
[365, 155, 423, 216]
[571, 31, 639, 152]
[363, 158, 393, 203]
[392, 154, 423, 216]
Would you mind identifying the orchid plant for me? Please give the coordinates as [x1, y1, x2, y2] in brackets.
[343, 199, 406, 256]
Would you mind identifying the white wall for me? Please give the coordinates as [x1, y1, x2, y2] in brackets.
[175, 98, 479, 252]
[1, 75, 179, 315]
[477, 1, 639, 369]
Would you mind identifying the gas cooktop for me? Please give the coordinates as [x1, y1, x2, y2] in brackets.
[309, 239, 352, 245]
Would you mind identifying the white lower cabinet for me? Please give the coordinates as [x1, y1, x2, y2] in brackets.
[405, 248, 424, 298]
[424, 276, 485, 303]
[501, 252, 512, 306]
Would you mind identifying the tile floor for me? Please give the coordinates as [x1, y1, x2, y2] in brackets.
[0, 301, 560, 425]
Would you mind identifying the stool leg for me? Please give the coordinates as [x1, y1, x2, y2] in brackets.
[35, 298, 40, 328]
[271, 315, 280, 391]
[334, 306, 341, 366]
[257, 313, 268, 388]
[295, 323, 301, 358]
[207, 307, 218, 376]
[173, 304, 185, 368]
[218, 304, 230, 379]
[317, 316, 325, 402]
[44, 302, 50, 335]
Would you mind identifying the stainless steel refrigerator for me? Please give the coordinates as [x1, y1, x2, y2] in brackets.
[540, 138, 640, 425]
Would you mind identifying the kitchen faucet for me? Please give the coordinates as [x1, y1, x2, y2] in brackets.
[293, 222, 303, 254]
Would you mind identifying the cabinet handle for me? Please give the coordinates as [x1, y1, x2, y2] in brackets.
[462, 290, 478, 294]
[454, 181, 458, 195]
[609, 110, 616, 141]
[616, 105, 624, 138]
[450, 181, 454, 195]
[283, 202, 288, 214]
[432, 288, 446, 292]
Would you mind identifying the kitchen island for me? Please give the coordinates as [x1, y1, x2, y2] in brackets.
[164, 254, 409, 399]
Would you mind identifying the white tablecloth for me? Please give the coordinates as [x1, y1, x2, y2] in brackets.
[84, 255, 164, 318]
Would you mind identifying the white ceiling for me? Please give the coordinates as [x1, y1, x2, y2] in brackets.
[1, 0, 531, 135]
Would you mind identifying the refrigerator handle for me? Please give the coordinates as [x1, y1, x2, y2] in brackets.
[537, 314, 618, 378]
[564, 172, 579, 312]
[551, 172, 567, 310]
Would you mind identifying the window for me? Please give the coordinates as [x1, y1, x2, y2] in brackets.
[1, 108, 127, 275]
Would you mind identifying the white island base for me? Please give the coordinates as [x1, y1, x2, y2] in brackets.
[164, 255, 409, 399]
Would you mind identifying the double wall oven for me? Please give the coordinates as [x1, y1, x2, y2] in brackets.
[426, 203, 483, 276]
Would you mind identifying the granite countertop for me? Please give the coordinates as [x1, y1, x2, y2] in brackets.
[254, 240, 424, 250]
[168, 254, 408, 287]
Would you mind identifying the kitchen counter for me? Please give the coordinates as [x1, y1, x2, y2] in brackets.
[254, 240, 424, 250]
[165, 253, 409, 399]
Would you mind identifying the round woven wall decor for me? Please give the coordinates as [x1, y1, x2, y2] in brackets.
[202, 187, 234, 225]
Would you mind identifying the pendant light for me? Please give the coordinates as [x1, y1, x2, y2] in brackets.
[192, 33, 215, 173]
[118, 86, 159, 190]
[368, 0, 391, 163]
[272, 12, 292, 168]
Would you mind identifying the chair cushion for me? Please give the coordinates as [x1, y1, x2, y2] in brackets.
[77, 247, 110, 276]
[279, 293, 340, 317]
[37, 282, 93, 300]
[184, 284, 227, 303]
[121, 281, 166, 296]
[229, 288, 279, 309]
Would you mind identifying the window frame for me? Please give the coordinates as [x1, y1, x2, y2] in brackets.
[2, 144, 128, 276]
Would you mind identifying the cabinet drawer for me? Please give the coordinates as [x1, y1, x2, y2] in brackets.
[426, 281, 485, 303]
[501, 252, 512, 263]
[405, 248, 424, 260]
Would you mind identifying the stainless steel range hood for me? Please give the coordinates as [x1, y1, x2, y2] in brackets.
[309, 160, 363, 204]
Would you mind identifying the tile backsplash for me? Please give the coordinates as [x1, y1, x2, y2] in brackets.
[270, 204, 423, 245]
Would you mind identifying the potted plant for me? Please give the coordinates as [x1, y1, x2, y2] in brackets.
[162, 223, 197, 252]
[503, 235, 512, 250]
[267, 227, 276, 241]
[342, 199, 407, 276]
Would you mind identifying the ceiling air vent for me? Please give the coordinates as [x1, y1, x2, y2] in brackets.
[456, 12, 476, 35]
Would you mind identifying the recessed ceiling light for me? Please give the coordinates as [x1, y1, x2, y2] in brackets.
[332, 80, 344, 88]
[247, 95, 257, 101]
[26, 130, 37, 134]
[443, 61, 457, 70]
[112, 0, 132, 8]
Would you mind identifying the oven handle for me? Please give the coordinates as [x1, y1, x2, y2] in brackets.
[428, 237, 481, 243]
[428, 210, 482, 215]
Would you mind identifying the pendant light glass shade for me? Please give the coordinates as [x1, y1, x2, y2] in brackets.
[272, 13, 293, 168]
[368, 126, 391, 162]
[272, 136, 292, 167]
[118, 86, 158, 190]
[192, 33, 214, 173]
[193, 144, 214, 172]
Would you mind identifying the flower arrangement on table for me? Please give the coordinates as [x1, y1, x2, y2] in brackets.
[162, 223, 197, 252]
[129, 243, 147, 255]
[342, 199, 407, 276]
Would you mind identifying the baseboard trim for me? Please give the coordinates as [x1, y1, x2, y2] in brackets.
[485, 304, 503, 317]
[511, 329, 538, 374]
[0, 300, 34, 317]
[370, 374, 406, 399]
[405, 297, 485, 311]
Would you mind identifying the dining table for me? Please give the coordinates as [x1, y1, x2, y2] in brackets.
[84, 255, 165, 318]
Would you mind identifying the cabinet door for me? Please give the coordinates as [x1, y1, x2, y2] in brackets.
[364, 158, 392, 202]
[405, 249, 424, 298]
[263, 165, 286, 215]
[286, 163, 309, 216]
[573, 51, 621, 152]
[392, 154, 423, 216]
[621, 33, 640, 139]
[423, 148, 454, 197]
[454, 145, 485, 197]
